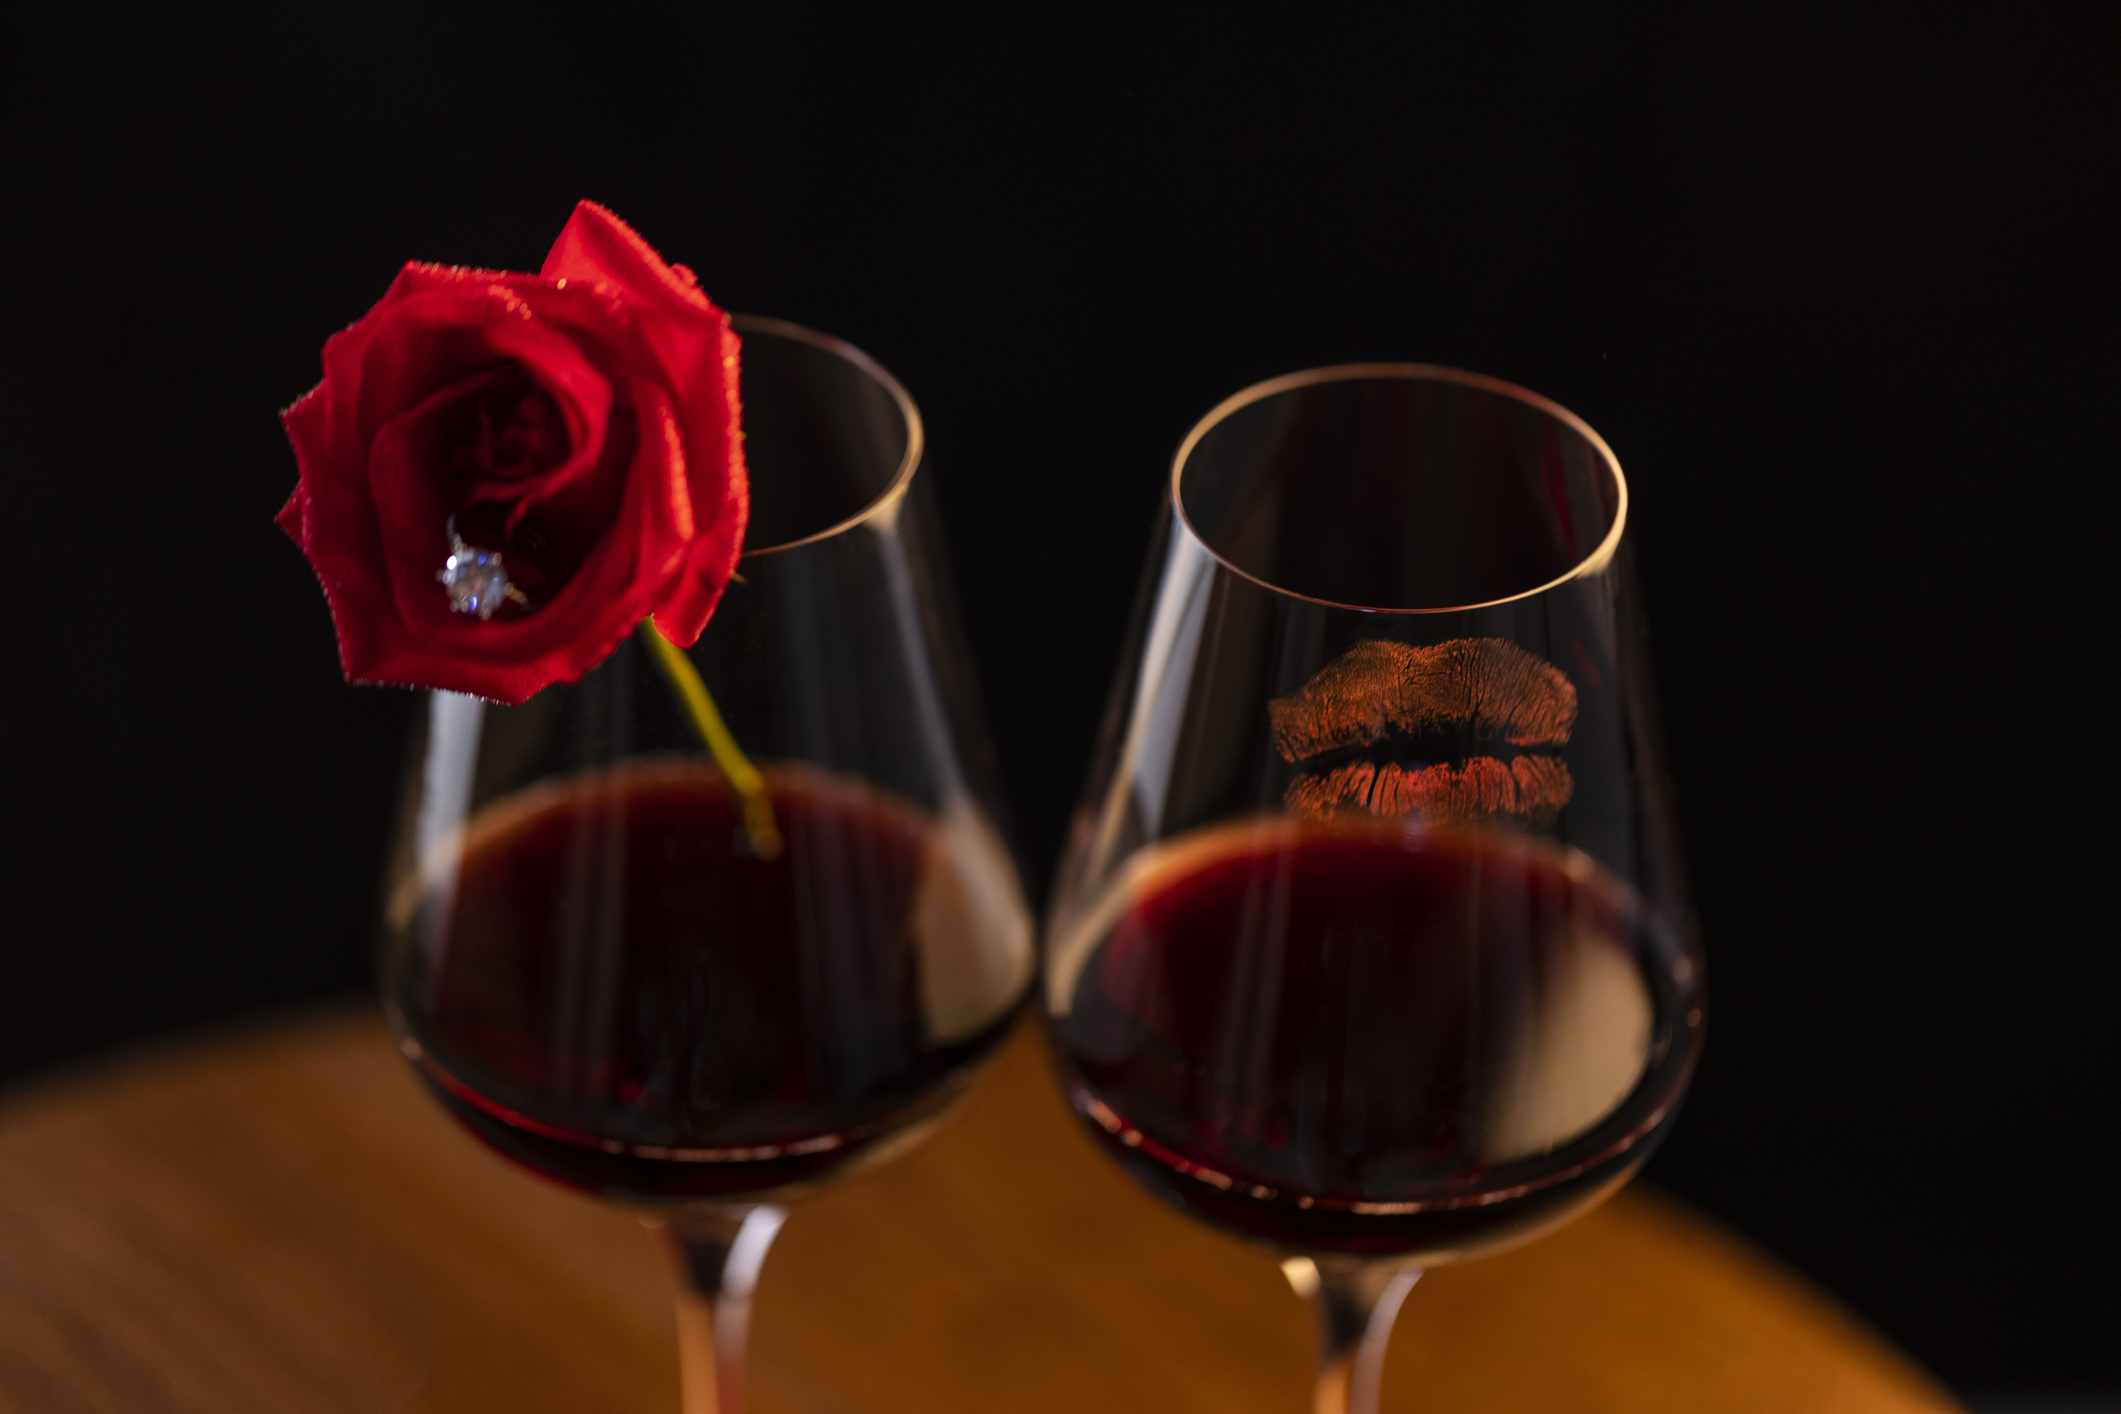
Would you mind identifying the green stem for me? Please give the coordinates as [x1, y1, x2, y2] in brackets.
[638, 618, 783, 859]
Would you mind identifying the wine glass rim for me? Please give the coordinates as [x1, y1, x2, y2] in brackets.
[1169, 362, 1631, 615]
[731, 314, 926, 559]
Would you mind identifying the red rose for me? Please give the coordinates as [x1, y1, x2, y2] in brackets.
[277, 201, 748, 705]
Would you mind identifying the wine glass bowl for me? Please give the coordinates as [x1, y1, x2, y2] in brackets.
[1043, 365, 1703, 1410]
[379, 317, 1032, 1408]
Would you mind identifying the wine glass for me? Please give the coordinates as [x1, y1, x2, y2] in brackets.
[1043, 365, 1704, 1414]
[379, 316, 1033, 1413]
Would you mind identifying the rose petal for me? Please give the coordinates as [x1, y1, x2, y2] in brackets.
[541, 201, 715, 319]
[540, 202, 740, 437]
[648, 314, 747, 647]
[323, 569, 554, 704]
[280, 380, 392, 604]
[351, 286, 610, 441]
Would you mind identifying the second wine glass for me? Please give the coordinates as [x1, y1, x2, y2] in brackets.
[1044, 364, 1705, 1414]
[380, 316, 1033, 1413]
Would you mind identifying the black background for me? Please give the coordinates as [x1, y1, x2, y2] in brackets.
[3, 4, 2114, 1399]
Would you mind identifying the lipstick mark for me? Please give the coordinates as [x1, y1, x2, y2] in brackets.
[1269, 638, 1577, 828]
[1269, 639, 1576, 760]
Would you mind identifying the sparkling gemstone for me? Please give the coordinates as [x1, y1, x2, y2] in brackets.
[437, 542, 515, 620]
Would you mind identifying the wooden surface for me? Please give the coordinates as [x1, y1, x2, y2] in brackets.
[0, 1009, 1958, 1414]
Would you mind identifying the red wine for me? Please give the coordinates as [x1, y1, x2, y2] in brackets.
[1046, 819, 1701, 1259]
[388, 760, 1031, 1203]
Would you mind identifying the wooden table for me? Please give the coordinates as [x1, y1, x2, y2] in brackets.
[0, 1008, 1957, 1414]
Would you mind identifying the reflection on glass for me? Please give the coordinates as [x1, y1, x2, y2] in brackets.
[1044, 365, 1704, 1414]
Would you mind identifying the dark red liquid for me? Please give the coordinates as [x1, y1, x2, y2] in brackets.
[389, 762, 1026, 1203]
[1047, 821, 1700, 1258]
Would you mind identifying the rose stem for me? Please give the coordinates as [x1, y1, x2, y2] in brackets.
[637, 618, 784, 859]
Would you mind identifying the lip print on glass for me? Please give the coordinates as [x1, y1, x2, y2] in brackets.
[1270, 637, 1577, 827]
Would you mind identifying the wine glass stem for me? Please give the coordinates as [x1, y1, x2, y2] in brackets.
[664, 1204, 789, 1414]
[1286, 1258, 1422, 1414]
